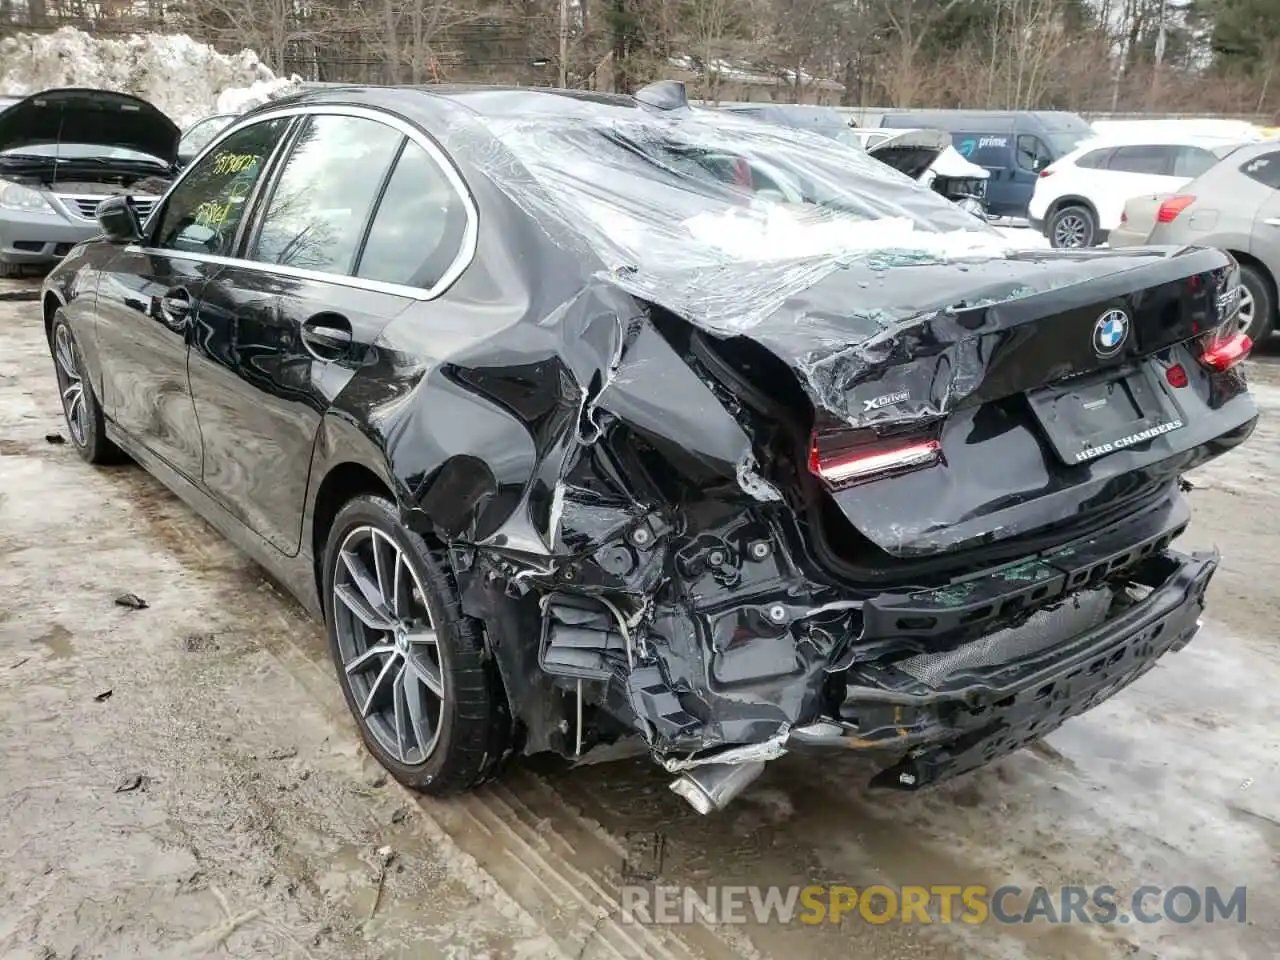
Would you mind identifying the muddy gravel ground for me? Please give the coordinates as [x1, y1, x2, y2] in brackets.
[2, 282, 1278, 960]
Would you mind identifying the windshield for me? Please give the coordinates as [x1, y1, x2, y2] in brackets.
[181, 116, 236, 156]
[1047, 131, 1088, 156]
[0, 142, 167, 163]
[808, 124, 862, 148]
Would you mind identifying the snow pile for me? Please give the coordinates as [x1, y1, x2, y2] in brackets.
[0, 26, 296, 127]
[215, 76, 302, 115]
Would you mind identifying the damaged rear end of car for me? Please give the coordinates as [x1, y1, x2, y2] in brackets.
[375, 92, 1259, 812]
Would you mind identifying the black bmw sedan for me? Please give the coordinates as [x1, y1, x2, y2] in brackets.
[41, 81, 1257, 813]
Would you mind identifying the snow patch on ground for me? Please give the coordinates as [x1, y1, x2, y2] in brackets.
[0, 26, 294, 128]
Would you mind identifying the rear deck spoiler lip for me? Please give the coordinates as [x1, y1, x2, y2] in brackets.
[943, 244, 1236, 333]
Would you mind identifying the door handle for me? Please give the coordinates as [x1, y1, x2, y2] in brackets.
[158, 287, 191, 330]
[301, 314, 353, 362]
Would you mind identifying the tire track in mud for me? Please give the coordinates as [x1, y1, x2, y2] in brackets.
[98, 474, 732, 960]
[246, 607, 737, 960]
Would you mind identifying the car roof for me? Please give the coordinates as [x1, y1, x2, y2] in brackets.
[1063, 135, 1251, 160]
[878, 109, 1088, 132]
[260, 83, 643, 121]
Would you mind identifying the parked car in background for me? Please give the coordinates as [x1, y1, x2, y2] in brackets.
[845, 127, 990, 216]
[1111, 139, 1280, 341]
[1029, 137, 1245, 249]
[875, 110, 1093, 217]
[713, 102, 860, 145]
[0, 87, 178, 276]
[1109, 191, 1165, 248]
[41, 81, 1257, 812]
[714, 105, 990, 215]
[177, 112, 238, 168]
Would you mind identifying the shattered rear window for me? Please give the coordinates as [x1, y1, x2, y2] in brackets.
[471, 109, 1017, 331]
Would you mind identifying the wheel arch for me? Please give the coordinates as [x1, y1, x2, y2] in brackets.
[1228, 250, 1278, 332]
[1226, 250, 1275, 298]
[1046, 194, 1098, 221]
[43, 291, 63, 344]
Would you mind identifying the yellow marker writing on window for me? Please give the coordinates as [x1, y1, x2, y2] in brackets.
[210, 152, 259, 177]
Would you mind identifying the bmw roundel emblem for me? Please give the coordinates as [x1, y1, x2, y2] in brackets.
[1092, 308, 1130, 358]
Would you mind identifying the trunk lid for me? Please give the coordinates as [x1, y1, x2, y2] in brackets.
[715, 245, 1254, 558]
[0, 88, 179, 163]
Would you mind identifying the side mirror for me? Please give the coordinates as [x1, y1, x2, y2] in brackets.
[96, 195, 143, 244]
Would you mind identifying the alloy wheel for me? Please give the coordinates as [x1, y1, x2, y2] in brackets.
[332, 525, 445, 765]
[1053, 212, 1088, 248]
[1236, 284, 1255, 335]
[53, 325, 88, 447]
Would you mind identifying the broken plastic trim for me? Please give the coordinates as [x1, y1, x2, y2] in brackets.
[1198, 331, 1252, 371]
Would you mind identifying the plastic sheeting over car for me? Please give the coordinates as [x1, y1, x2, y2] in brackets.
[464, 105, 1013, 333]
[442, 98, 1192, 434]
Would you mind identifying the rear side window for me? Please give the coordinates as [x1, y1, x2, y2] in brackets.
[1108, 144, 1175, 175]
[250, 115, 404, 275]
[1074, 148, 1113, 169]
[1240, 151, 1280, 189]
[152, 118, 288, 256]
[355, 140, 470, 289]
[1173, 146, 1218, 178]
[1015, 134, 1052, 171]
[953, 133, 1012, 166]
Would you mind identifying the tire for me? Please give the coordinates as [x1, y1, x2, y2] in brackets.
[322, 494, 510, 794]
[1048, 205, 1097, 249]
[48, 310, 123, 465]
[1236, 263, 1275, 342]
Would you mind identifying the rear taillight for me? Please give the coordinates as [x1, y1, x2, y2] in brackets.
[1120, 210, 1128, 224]
[808, 429, 942, 486]
[1038, 169, 1054, 178]
[1157, 195, 1195, 223]
[1197, 330, 1252, 371]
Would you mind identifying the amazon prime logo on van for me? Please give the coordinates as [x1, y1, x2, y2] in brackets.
[1092, 309, 1130, 358]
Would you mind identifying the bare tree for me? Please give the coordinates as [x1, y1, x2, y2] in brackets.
[686, 0, 735, 101]
[877, 0, 966, 106]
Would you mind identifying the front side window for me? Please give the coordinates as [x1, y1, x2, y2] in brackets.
[152, 118, 288, 256]
[354, 140, 469, 288]
[1015, 134, 1052, 172]
[1108, 144, 1175, 175]
[250, 115, 403, 275]
[1239, 150, 1280, 189]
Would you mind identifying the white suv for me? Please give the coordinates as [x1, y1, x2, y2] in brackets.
[1028, 138, 1242, 248]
